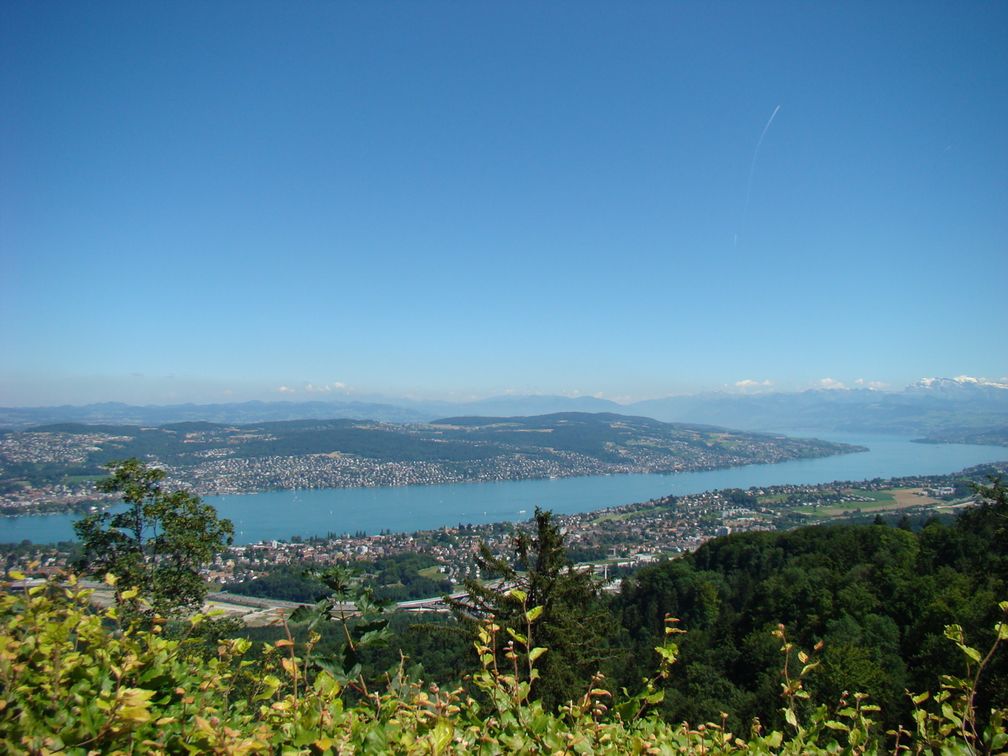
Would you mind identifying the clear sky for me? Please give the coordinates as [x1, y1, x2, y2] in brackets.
[2, 2, 1006, 406]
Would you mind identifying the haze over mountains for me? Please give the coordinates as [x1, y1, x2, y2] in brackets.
[1, 377, 1005, 442]
[633, 377, 1008, 439]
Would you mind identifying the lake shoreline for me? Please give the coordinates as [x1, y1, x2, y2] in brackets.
[1, 440, 869, 517]
[1, 434, 1005, 545]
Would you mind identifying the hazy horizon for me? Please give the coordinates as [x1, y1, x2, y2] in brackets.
[3, 3, 1006, 408]
[2, 374, 1005, 409]
[3, 373, 1008, 411]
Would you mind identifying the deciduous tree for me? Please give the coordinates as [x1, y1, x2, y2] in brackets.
[74, 458, 233, 616]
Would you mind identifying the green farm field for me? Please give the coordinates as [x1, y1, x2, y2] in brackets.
[793, 487, 940, 518]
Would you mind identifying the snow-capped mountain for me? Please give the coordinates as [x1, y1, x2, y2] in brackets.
[628, 377, 1008, 438]
[906, 376, 1008, 398]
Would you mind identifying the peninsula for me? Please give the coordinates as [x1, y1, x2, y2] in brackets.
[0, 412, 862, 514]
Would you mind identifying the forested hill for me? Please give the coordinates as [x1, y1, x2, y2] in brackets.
[428, 412, 855, 462]
[0, 413, 860, 500]
[610, 483, 1008, 734]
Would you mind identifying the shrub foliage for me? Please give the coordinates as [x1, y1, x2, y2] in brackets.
[1, 570, 1006, 754]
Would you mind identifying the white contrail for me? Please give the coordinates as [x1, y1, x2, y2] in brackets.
[736, 104, 781, 247]
[754, 104, 781, 157]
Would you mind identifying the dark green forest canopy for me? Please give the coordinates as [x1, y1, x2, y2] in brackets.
[609, 481, 1008, 732]
[228, 553, 453, 604]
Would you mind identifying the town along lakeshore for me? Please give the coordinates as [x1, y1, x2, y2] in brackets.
[1, 433, 1005, 545]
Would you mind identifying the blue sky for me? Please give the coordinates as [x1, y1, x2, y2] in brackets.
[2, 2, 1006, 406]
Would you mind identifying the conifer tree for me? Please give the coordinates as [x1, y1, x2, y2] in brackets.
[449, 508, 612, 709]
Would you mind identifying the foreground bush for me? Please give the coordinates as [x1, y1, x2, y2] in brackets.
[1, 574, 1005, 754]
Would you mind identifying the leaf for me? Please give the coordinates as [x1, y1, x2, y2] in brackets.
[849, 727, 864, 747]
[784, 708, 798, 728]
[941, 703, 963, 728]
[654, 644, 678, 664]
[944, 624, 965, 644]
[118, 688, 154, 724]
[800, 662, 819, 677]
[121, 687, 155, 705]
[528, 647, 548, 663]
[119, 706, 151, 724]
[313, 672, 341, 696]
[508, 589, 527, 604]
[507, 628, 528, 645]
[194, 715, 215, 734]
[358, 628, 391, 647]
[525, 605, 544, 623]
[432, 721, 454, 753]
[956, 643, 982, 663]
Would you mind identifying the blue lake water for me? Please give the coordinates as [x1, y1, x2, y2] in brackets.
[3, 433, 1006, 545]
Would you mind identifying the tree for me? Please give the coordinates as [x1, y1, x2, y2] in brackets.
[74, 458, 233, 616]
[449, 508, 613, 709]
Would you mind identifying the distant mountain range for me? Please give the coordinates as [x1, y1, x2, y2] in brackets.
[0, 400, 432, 429]
[1, 376, 1006, 443]
[632, 377, 1008, 439]
[0, 396, 623, 430]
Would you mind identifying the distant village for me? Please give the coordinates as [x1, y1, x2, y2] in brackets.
[0, 423, 853, 514]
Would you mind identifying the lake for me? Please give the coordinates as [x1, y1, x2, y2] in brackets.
[3, 433, 1006, 545]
